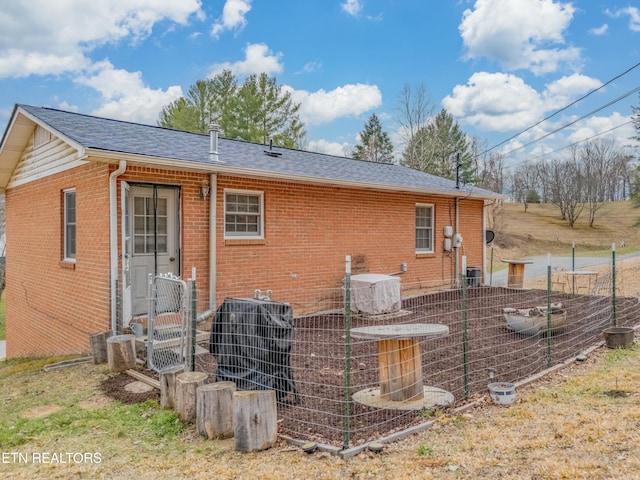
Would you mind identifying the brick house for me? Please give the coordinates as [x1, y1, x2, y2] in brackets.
[0, 104, 500, 358]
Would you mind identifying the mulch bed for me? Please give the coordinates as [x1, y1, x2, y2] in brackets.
[100, 286, 639, 447]
[100, 369, 160, 404]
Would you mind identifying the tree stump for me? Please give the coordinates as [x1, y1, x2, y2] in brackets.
[159, 365, 185, 409]
[233, 390, 278, 452]
[90, 330, 112, 364]
[196, 381, 236, 439]
[106, 334, 136, 372]
[175, 371, 209, 423]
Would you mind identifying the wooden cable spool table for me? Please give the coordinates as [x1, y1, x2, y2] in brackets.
[350, 323, 454, 410]
[501, 259, 534, 289]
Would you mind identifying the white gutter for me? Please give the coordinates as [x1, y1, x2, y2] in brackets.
[209, 173, 217, 309]
[109, 160, 127, 334]
[87, 149, 502, 202]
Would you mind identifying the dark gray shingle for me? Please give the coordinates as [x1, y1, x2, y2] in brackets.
[20, 104, 500, 199]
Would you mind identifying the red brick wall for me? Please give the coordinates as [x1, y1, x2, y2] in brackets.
[6, 162, 111, 358]
[5, 161, 485, 357]
[214, 176, 485, 301]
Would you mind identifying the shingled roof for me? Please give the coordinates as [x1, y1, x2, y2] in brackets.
[3, 104, 501, 200]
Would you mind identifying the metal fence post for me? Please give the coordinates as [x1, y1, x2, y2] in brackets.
[612, 243, 617, 326]
[147, 273, 155, 367]
[189, 279, 197, 372]
[343, 255, 352, 450]
[571, 242, 575, 295]
[461, 272, 469, 400]
[546, 254, 552, 368]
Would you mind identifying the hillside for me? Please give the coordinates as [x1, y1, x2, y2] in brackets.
[488, 200, 639, 260]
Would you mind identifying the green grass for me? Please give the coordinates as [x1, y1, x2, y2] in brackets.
[0, 360, 187, 457]
[0, 399, 184, 449]
[417, 443, 434, 457]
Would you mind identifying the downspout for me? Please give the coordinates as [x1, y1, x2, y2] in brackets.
[207, 123, 221, 313]
[482, 200, 496, 285]
[455, 196, 460, 287]
[209, 173, 217, 309]
[482, 201, 487, 285]
[454, 152, 461, 287]
[110, 160, 127, 334]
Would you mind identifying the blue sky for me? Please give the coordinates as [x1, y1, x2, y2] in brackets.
[1, 0, 639, 166]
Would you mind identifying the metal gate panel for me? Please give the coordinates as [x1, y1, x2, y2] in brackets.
[147, 273, 189, 373]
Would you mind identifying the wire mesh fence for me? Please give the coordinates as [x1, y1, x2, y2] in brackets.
[146, 273, 189, 373]
[174, 253, 640, 449]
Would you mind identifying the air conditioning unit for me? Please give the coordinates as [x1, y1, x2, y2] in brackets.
[350, 274, 401, 315]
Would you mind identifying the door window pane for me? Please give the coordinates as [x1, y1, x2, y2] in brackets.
[134, 195, 169, 254]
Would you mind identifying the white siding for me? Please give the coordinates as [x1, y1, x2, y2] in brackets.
[8, 131, 88, 187]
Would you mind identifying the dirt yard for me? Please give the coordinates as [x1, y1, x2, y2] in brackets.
[100, 263, 640, 448]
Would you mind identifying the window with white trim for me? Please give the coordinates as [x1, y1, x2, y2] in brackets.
[224, 190, 264, 239]
[415, 204, 434, 253]
[64, 189, 76, 260]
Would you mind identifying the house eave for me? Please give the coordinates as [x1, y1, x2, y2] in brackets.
[88, 148, 502, 201]
[0, 106, 86, 188]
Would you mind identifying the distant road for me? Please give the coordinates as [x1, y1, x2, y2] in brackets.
[486, 251, 640, 285]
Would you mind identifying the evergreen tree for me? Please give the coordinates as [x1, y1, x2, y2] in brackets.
[158, 70, 305, 148]
[230, 73, 306, 148]
[352, 113, 394, 163]
[403, 109, 475, 184]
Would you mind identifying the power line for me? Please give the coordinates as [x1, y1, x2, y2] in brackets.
[522, 120, 633, 165]
[499, 85, 640, 160]
[480, 60, 640, 157]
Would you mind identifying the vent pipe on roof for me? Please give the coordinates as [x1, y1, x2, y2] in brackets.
[209, 122, 221, 162]
[263, 137, 282, 157]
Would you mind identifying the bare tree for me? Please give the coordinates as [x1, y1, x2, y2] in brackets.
[510, 162, 539, 212]
[547, 151, 585, 227]
[580, 138, 625, 226]
[396, 83, 435, 170]
[476, 150, 505, 194]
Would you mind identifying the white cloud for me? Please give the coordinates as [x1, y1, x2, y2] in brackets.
[459, 0, 581, 74]
[443, 71, 602, 132]
[209, 43, 283, 77]
[341, 0, 363, 16]
[443, 72, 544, 131]
[0, 50, 90, 78]
[75, 61, 183, 124]
[286, 83, 382, 125]
[211, 0, 253, 38]
[542, 73, 602, 109]
[606, 7, 640, 32]
[565, 112, 638, 147]
[56, 101, 79, 113]
[298, 62, 323, 74]
[589, 24, 608, 36]
[307, 139, 351, 157]
[444, 70, 638, 165]
[0, 0, 203, 78]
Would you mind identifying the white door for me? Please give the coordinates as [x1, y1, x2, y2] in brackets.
[121, 181, 132, 325]
[129, 186, 180, 316]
